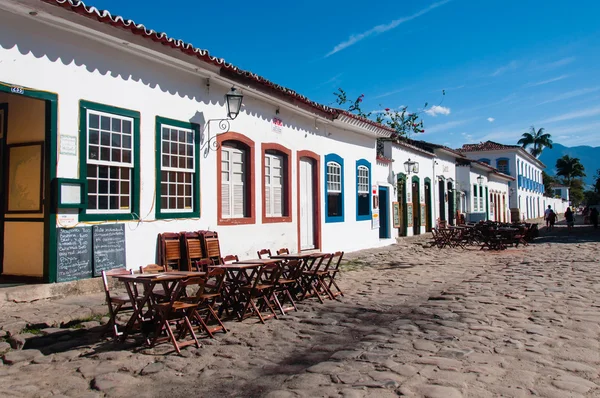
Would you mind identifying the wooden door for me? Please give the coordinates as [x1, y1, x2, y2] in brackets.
[424, 181, 432, 232]
[397, 178, 407, 236]
[412, 179, 420, 235]
[299, 158, 315, 250]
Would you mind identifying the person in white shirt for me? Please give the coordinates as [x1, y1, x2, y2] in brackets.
[544, 205, 552, 228]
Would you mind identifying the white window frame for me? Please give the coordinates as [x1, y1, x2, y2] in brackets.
[327, 161, 342, 193]
[264, 152, 284, 218]
[357, 165, 369, 194]
[159, 124, 195, 214]
[221, 145, 246, 219]
[86, 109, 134, 214]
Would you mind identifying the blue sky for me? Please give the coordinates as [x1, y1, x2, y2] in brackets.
[88, 0, 600, 148]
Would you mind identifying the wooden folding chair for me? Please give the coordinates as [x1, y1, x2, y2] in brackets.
[101, 268, 134, 339]
[257, 249, 272, 259]
[300, 254, 333, 303]
[201, 231, 223, 265]
[272, 259, 301, 315]
[151, 277, 203, 355]
[238, 265, 280, 323]
[195, 267, 228, 337]
[160, 232, 183, 271]
[221, 254, 239, 264]
[322, 251, 344, 298]
[276, 248, 290, 255]
[191, 258, 214, 272]
[183, 232, 205, 270]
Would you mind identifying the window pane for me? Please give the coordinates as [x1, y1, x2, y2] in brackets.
[328, 193, 342, 217]
[89, 114, 99, 129]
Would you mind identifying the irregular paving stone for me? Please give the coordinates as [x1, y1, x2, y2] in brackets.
[559, 361, 597, 373]
[92, 372, 140, 391]
[0, 342, 11, 354]
[2, 349, 43, 364]
[140, 362, 165, 375]
[415, 384, 463, 398]
[415, 356, 463, 370]
[263, 390, 297, 398]
[551, 375, 597, 394]
[413, 339, 438, 352]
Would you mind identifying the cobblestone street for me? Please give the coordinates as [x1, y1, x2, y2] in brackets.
[1, 222, 599, 397]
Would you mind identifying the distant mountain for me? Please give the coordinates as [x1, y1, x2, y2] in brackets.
[539, 143, 600, 186]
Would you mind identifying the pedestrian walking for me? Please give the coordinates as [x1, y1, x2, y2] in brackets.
[565, 207, 575, 232]
[544, 205, 553, 228]
[547, 209, 557, 230]
[591, 208, 599, 229]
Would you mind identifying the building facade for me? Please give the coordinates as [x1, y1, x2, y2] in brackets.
[0, 0, 397, 281]
[459, 141, 546, 221]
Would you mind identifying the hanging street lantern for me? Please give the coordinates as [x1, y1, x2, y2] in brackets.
[225, 87, 243, 120]
[404, 158, 419, 175]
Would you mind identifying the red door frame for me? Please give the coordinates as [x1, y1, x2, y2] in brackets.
[296, 150, 321, 252]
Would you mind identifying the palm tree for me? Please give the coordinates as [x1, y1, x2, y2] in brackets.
[555, 155, 586, 186]
[517, 126, 553, 157]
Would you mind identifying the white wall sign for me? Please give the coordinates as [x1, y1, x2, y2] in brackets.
[57, 213, 78, 227]
[60, 135, 77, 156]
[272, 117, 283, 134]
[372, 209, 380, 229]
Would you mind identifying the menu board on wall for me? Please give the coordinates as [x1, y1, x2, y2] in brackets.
[92, 224, 127, 277]
[407, 204, 413, 227]
[56, 226, 93, 282]
[420, 204, 426, 225]
[392, 202, 401, 228]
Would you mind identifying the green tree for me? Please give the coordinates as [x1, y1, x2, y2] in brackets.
[568, 179, 585, 206]
[556, 155, 586, 186]
[542, 171, 556, 197]
[517, 126, 553, 157]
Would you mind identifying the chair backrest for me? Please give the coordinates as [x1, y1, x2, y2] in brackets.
[305, 253, 330, 275]
[183, 232, 205, 269]
[276, 248, 290, 255]
[221, 254, 239, 264]
[160, 232, 182, 271]
[281, 259, 302, 280]
[328, 251, 344, 272]
[203, 267, 226, 296]
[139, 264, 166, 274]
[192, 258, 214, 272]
[257, 249, 272, 259]
[200, 231, 222, 264]
[171, 277, 207, 304]
[101, 268, 133, 299]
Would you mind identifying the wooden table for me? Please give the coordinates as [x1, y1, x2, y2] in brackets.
[112, 271, 206, 341]
[215, 263, 262, 318]
[234, 259, 281, 265]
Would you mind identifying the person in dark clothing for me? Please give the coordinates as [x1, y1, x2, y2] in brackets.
[547, 210, 557, 230]
[565, 207, 575, 232]
[591, 208, 599, 229]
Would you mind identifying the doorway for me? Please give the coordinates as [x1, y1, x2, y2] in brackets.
[424, 178, 432, 232]
[412, 176, 420, 235]
[447, 181, 455, 226]
[298, 156, 318, 251]
[397, 174, 407, 237]
[379, 186, 390, 239]
[0, 83, 57, 282]
[438, 179, 445, 223]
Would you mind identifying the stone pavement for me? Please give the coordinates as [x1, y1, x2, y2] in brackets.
[1, 222, 599, 397]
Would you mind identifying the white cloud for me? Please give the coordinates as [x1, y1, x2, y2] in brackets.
[487, 117, 495, 123]
[537, 86, 600, 106]
[461, 132, 474, 141]
[524, 74, 570, 88]
[540, 105, 600, 124]
[325, 0, 451, 57]
[314, 73, 343, 89]
[424, 105, 451, 117]
[491, 60, 519, 77]
[536, 56, 576, 71]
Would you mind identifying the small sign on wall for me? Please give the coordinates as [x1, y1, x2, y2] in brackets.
[60, 135, 77, 156]
[392, 202, 401, 228]
[272, 117, 283, 134]
[372, 209, 380, 229]
[407, 204, 413, 227]
[420, 204, 426, 225]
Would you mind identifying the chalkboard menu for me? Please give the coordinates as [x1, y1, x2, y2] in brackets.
[92, 224, 127, 276]
[420, 204, 426, 225]
[407, 204, 413, 227]
[56, 226, 93, 282]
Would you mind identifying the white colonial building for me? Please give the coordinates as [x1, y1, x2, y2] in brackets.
[459, 141, 546, 222]
[456, 159, 513, 223]
[0, 0, 400, 282]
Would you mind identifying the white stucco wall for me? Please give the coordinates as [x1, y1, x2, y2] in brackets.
[383, 143, 435, 236]
[0, 11, 392, 272]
